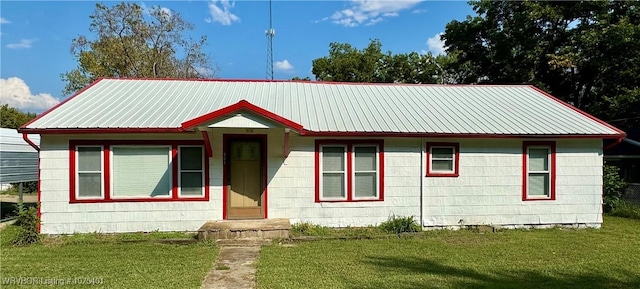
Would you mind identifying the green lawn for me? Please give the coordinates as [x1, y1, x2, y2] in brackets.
[0, 226, 217, 288]
[257, 216, 640, 289]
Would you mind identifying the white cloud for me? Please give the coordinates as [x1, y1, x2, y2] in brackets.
[0, 77, 60, 112]
[323, 0, 423, 27]
[205, 0, 240, 25]
[0, 17, 10, 24]
[274, 60, 294, 72]
[6, 39, 35, 49]
[427, 32, 446, 55]
[412, 9, 427, 14]
[160, 7, 172, 18]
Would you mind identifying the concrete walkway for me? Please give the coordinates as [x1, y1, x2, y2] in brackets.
[200, 242, 263, 289]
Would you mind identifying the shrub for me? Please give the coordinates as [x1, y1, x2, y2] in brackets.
[379, 215, 421, 234]
[603, 165, 627, 212]
[609, 200, 640, 219]
[12, 206, 40, 246]
[291, 222, 331, 236]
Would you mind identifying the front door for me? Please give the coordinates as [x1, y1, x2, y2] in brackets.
[225, 136, 265, 219]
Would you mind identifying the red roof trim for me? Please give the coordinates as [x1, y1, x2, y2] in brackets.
[19, 78, 105, 130]
[19, 128, 183, 134]
[299, 131, 622, 139]
[181, 100, 304, 132]
[20, 128, 621, 138]
[528, 85, 626, 137]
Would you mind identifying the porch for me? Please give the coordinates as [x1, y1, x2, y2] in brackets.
[197, 218, 291, 240]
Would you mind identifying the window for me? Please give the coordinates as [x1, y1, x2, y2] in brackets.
[353, 146, 378, 198]
[523, 141, 556, 201]
[179, 146, 205, 196]
[426, 143, 459, 177]
[70, 140, 208, 203]
[111, 146, 171, 198]
[320, 146, 347, 199]
[315, 140, 384, 202]
[76, 146, 103, 198]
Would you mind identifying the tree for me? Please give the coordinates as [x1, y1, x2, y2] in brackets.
[442, 0, 640, 130]
[291, 76, 311, 81]
[312, 39, 450, 84]
[312, 40, 386, 82]
[0, 104, 36, 129]
[61, 2, 217, 95]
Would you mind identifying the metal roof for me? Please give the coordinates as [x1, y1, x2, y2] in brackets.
[21, 78, 624, 137]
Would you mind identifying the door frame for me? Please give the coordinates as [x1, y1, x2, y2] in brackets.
[222, 134, 268, 220]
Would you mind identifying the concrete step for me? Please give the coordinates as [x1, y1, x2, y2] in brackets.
[197, 218, 290, 241]
[215, 238, 274, 247]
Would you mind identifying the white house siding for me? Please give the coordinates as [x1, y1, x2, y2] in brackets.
[39, 131, 603, 234]
[39, 133, 220, 234]
[422, 139, 603, 229]
[266, 135, 422, 227]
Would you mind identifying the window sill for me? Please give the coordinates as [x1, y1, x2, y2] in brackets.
[316, 198, 384, 203]
[70, 197, 208, 203]
[425, 172, 459, 177]
[522, 196, 555, 201]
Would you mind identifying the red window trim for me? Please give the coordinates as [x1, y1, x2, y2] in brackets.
[69, 140, 209, 203]
[425, 142, 460, 177]
[522, 141, 556, 201]
[314, 139, 384, 203]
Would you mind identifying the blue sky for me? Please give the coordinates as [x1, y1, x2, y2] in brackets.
[0, 0, 474, 113]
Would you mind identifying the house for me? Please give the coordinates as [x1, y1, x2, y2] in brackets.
[18, 78, 625, 234]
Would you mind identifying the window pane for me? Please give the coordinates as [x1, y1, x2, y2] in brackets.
[112, 147, 171, 197]
[432, 147, 453, 159]
[355, 146, 376, 171]
[181, 147, 203, 170]
[528, 173, 550, 196]
[322, 173, 345, 198]
[231, 141, 260, 161]
[322, 147, 344, 172]
[432, 160, 453, 171]
[529, 148, 549, 171]
[181, 172, 203, 196]
[78, 173, 101, 197]
[78, 147, 101, 171]
[355, 172, 376, 198]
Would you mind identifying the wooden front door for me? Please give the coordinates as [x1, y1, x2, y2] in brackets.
[225, 136, 265, 219]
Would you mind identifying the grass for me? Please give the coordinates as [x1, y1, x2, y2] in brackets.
[258, 216, 640, 289]
[0, 226, 218, 288]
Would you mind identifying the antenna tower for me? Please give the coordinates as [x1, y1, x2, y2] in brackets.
[265, 0, 275, 80]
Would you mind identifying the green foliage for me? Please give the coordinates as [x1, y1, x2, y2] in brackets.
[11, 206, 40, 246]
[61, 2, 216, 95]
[2, 182, 38, 195]
[291, 76, 311, 81]
[442, 0, 640, 130]
[378, 215, 421, 234]
[291, 222, 331, 236]
[0, 104, 37, 129]
[311, 39, 451, 84]
[609, 200, 640, 219]
[603, 165, 628, 212]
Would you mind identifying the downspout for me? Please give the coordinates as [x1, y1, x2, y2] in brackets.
[419, 138, 424, 228]
[603, 137, 623, 151]
[22, 133, 40, 152]
[22, 132, 41, 233]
